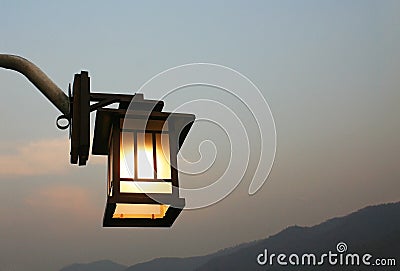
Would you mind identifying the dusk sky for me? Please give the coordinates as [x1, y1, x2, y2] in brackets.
[1, 1, 400, 270]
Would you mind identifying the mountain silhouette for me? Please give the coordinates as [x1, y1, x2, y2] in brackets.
[195, 202, 400, 271]
[60, 201, 400, 271]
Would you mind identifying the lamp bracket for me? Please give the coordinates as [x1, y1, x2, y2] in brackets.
[89, 93, 135, 111]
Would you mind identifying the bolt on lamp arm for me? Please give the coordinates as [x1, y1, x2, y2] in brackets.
[0, 54, 69, 115]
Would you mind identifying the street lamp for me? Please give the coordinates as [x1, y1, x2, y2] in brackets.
[70, 72, 195, 227]
[92, 94, 194, 227]
[0, 55, 195, 227]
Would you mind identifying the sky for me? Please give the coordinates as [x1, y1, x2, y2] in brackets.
[1, 1, 400, 270]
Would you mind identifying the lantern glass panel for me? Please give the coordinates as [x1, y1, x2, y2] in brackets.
[120, 181, 172, 193]
[113, 203, 169, 219]
[156, 133, 171, 179]
[120, 132, 135, 179]
[137, 132, 154, 179]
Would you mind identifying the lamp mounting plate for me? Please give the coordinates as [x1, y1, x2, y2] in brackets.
[70, 71, 90, 166]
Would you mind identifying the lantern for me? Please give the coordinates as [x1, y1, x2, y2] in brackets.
[92, 94, 195, 227]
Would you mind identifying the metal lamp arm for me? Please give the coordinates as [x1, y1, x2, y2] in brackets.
[0, 54, 69, 115]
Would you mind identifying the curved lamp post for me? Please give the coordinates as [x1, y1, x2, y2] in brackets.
[0, 54, 195, 227]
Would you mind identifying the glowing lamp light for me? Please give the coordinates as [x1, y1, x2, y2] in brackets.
[92, 94, 194, 227]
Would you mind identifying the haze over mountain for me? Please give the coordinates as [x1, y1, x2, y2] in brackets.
[60, 201, 400, 271]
